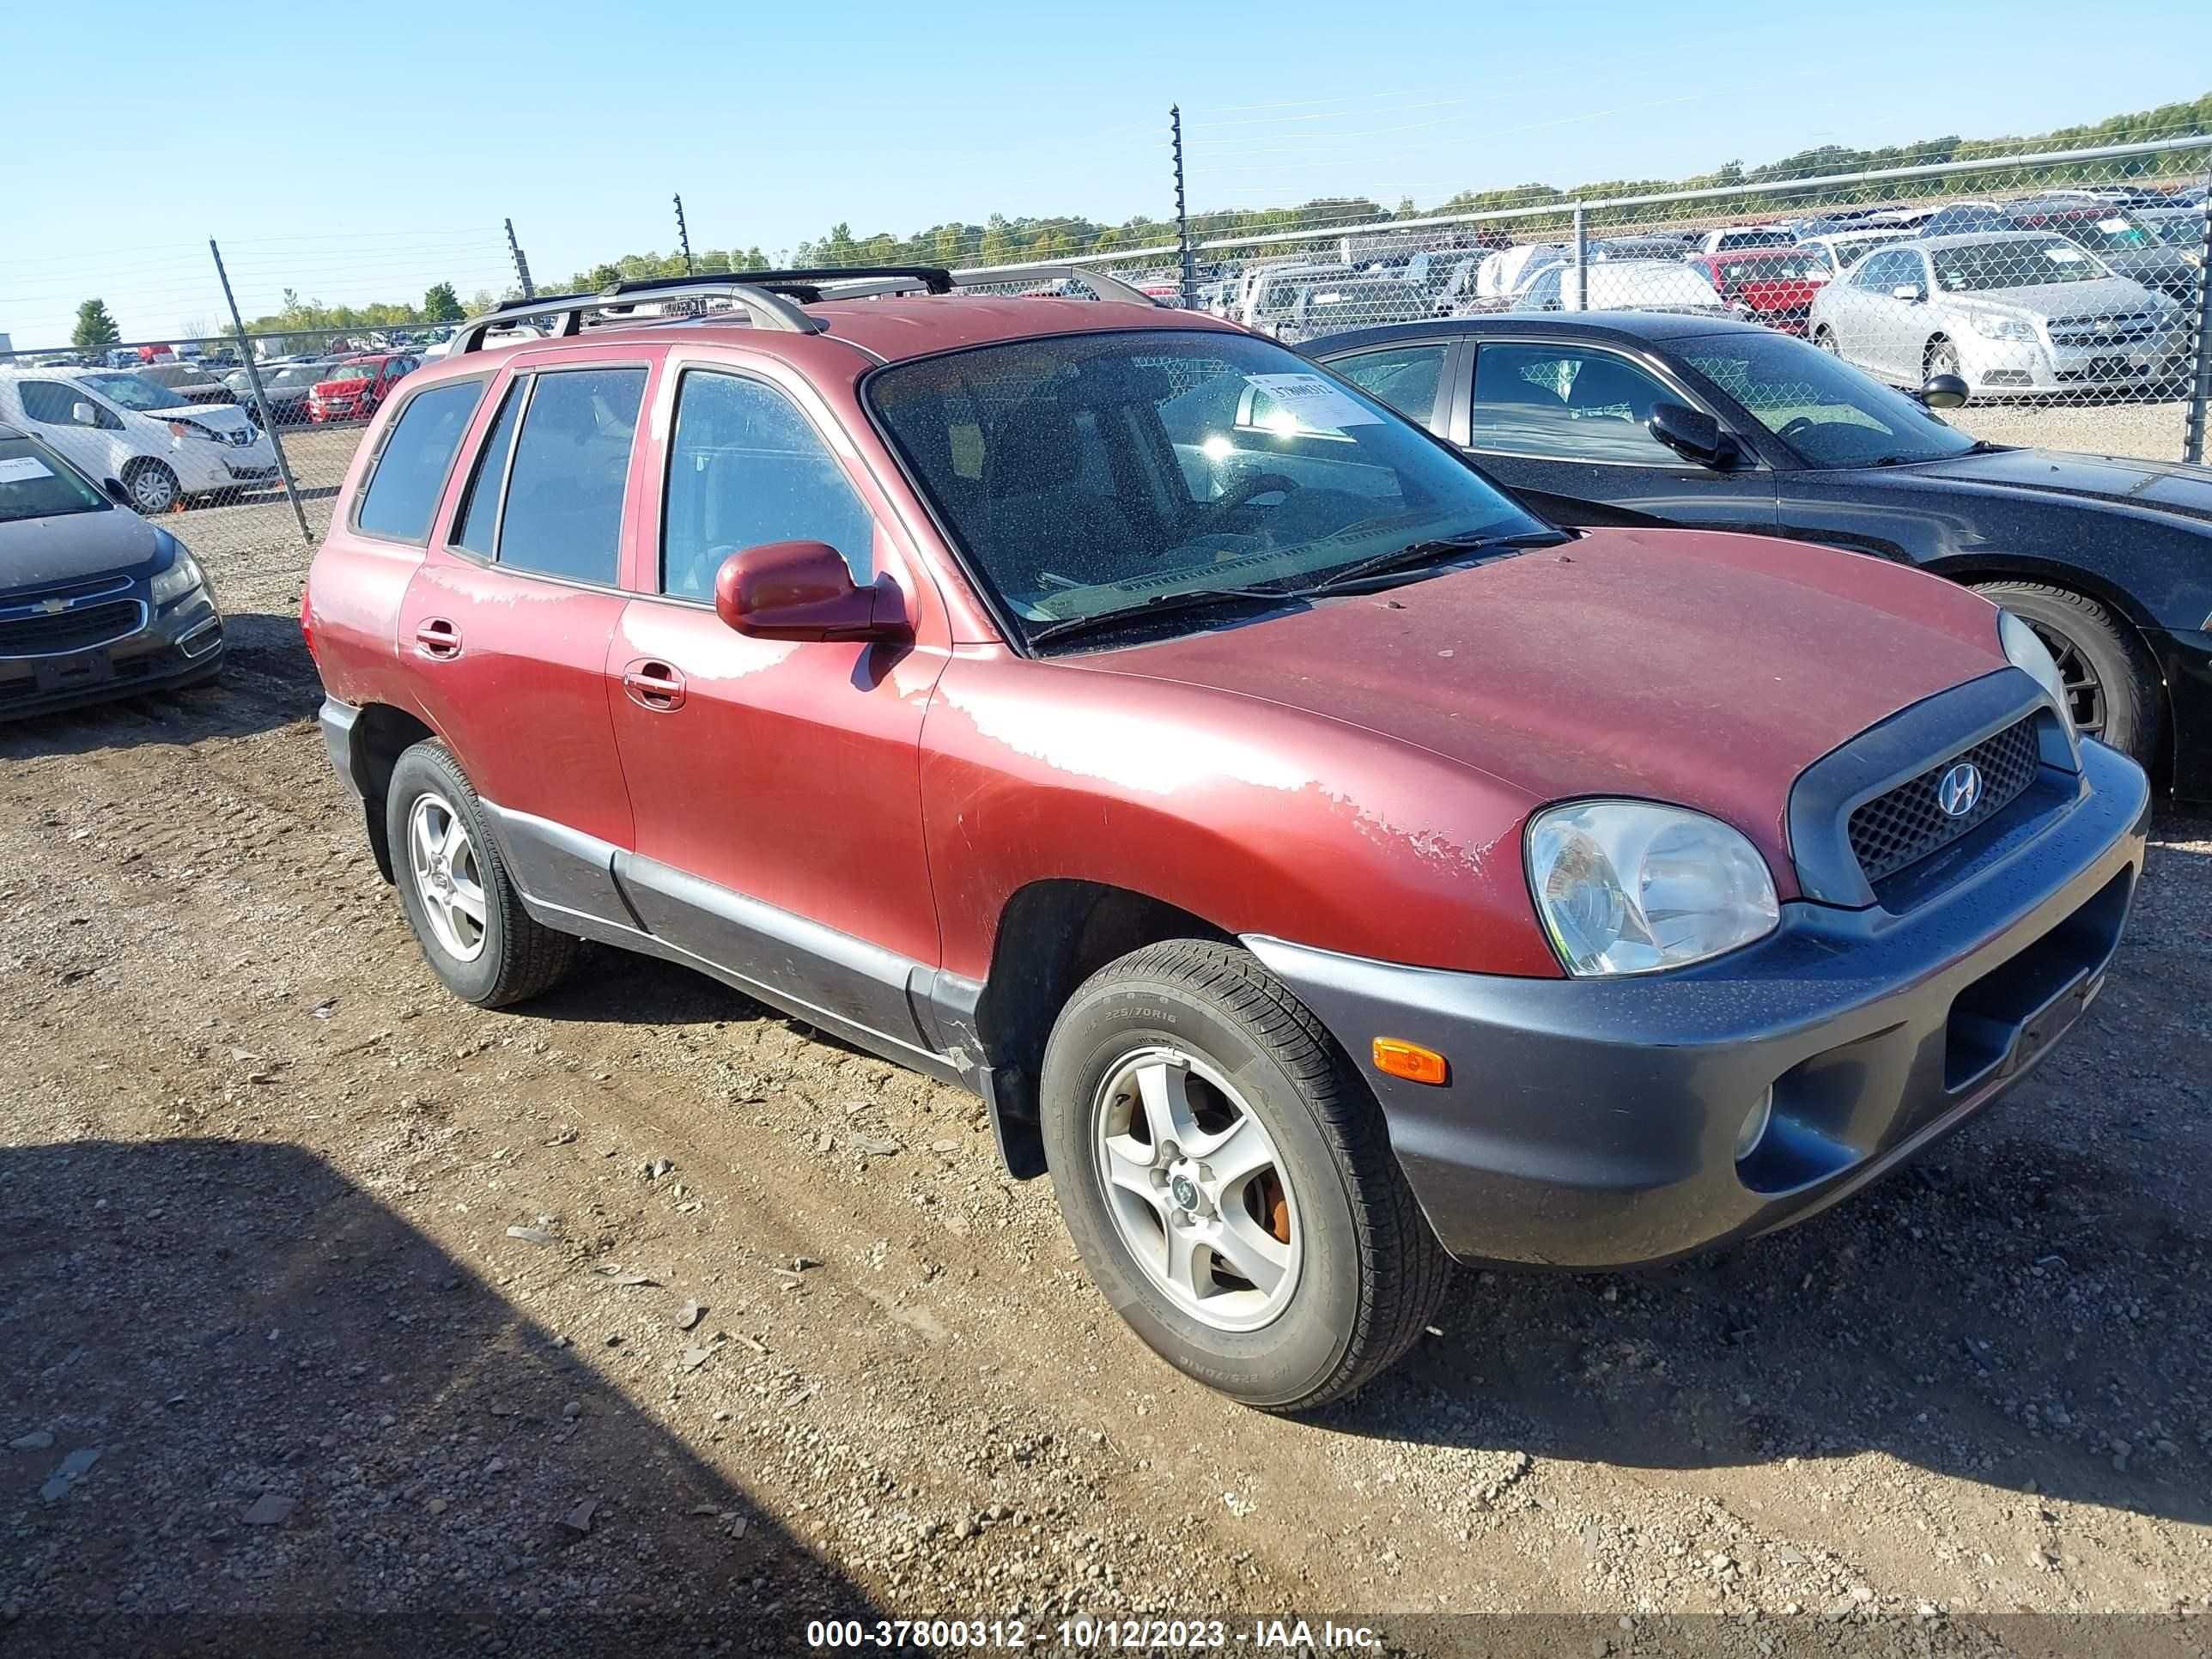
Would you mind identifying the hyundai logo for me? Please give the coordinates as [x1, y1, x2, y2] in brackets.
[1937, 762, 1984, 818]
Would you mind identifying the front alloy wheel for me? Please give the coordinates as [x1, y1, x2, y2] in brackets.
[1094, 1047, 1301, 1333]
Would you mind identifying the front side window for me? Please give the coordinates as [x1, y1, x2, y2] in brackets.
[493, 367, 647, 586]
[19, 381, 95, 425]
[354, 379, 487, 542]
[1329, 343, 1448, 427]
[1678, 331, 1976, 469]
[0, 434, 107, 523]
[867, 330, 1547, 641]
[1470, 343, 1686, 465]
[661, 370, 874, 601]
[1932, 237, 2109, 291]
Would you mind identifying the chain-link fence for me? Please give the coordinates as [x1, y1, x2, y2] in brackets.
[1032, 133, 2212, 465]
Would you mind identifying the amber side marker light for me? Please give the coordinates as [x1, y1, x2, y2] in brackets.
[1372, 1038, 1449, 1086]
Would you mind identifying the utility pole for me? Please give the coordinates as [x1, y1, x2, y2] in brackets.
[1171, 105, 1196, 311]
[504, 217, 536, 298]
[208, 238, 312, 545]
[673, 193, 695, 276]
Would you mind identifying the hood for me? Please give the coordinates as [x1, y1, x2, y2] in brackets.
[1948, 276, 2166, 319]
[1066, 527, 2008, 885]
[156, 400, 257, 436]
[1903, 446, 2212, 529]
[0, 506, 164, 593]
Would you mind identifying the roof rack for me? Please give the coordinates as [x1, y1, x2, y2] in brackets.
[945, 263, 1161, 307]
[450, 278, 830, 354]
[621, 266, 957, 299]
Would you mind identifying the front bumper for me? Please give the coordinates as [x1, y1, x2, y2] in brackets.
[1960, 328, 2187, 393]
[1247, 738, 2150, 1270]
[0, 595, 225, 720]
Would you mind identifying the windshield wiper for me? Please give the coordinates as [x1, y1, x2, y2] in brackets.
[1024, 585, 1297, 648]
[1297, 528, 1571, 596]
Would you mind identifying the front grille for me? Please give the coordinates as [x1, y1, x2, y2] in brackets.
[2048, 313, 2161, 347]
[0, 600, 145, 657]
[1847, 717, 2041, 884]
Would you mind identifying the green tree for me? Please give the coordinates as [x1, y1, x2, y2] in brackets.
[72, 299, 122, 348]
[422, 282, 465, 322]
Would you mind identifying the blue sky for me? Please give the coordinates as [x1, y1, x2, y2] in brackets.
[2, 0, 2208, 345]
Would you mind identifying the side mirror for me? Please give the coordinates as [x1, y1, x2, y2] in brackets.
[1646, 401, 1731, 468]
[714, 540, 910, 643]
[101, 477, 131, 507]
[71, 400, 100, 427]
[1890, 283, 1926, 303]
[1917, 373, 1970, 410]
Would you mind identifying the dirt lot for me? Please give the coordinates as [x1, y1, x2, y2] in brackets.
[3, 479, 2209, 1657]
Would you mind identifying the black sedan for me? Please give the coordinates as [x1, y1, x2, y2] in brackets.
[1304, 313, 2212, 802]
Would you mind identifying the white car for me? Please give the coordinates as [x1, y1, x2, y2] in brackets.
[1514, 259, 1729, 316]
[0, 368, 279, 514]
[1697, 225, 1796, 255]
[1798, 228, 1907, 276]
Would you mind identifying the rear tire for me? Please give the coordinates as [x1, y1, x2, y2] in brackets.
[385, 740, 577, 1007]
[1041, 939, 1449, 1412]
[1972, 580, 2157, 765]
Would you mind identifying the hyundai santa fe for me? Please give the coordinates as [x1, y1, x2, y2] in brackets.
[302, 270, 2148, 1410]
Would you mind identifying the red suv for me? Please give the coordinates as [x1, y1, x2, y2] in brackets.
[308, 352, 418, 423]
[1687, 247, 1832, 335]
[304, 270, 2148, 1410]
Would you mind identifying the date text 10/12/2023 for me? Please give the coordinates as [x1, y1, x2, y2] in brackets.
[803, 1617, 1382, 1650]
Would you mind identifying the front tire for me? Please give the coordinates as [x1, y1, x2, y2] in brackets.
[385, 741, 577, 1006]
[1972, 580, 2157, 764]
[1925, 337, 1963, 389]
[124, 459, 179, 515]
[1041, 939, 1448, 1412]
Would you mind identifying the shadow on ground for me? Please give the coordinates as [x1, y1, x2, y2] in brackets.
[0, 1137, 878, 1654]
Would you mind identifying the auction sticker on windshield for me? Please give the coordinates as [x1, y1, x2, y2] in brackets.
[0, 457, 57, 485]
[1245, 373, 1383, 430]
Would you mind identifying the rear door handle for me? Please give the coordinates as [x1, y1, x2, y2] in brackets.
[622, 659, 687, 711]
[414, 617, 462, 659]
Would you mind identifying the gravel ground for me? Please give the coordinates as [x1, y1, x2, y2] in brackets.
[2, 451, 2209, 1657]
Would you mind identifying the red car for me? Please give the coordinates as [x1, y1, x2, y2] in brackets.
[304, 270, 2147, 1410]
[1688, 247, 1832, 335]
[307, 352, 419, 423]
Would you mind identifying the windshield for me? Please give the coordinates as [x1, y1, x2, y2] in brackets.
[1931, 237, 2110, 291]
[1710, 252, 1827, 284]
[2027, 213, 2156, 253]
[1679, 331, 1978, 469]
[1716, 229, 1794, 249]
[328, 364, 378, 382]
[78, 372, 187, 412]
[0, 434, 108, 524]
[867, 330, 1551, 645]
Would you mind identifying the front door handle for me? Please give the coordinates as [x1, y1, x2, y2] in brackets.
[414, 617, 462, 659]
[622, 659, 687, 711]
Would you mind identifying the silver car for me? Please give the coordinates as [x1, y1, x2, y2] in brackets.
[1808, 231, 2188, 398]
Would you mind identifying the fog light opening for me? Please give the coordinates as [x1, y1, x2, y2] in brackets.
[1734, 1086, 1774, 1164]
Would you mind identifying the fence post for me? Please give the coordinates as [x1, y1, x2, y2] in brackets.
[208, 238, 313, 546]
[1172, 105, 1197, 311]
[1571, 202, 1587, 313]
[505, 218, 536, 299]
[673, 193, 694, 276]
[2185, 161, 2212, 465]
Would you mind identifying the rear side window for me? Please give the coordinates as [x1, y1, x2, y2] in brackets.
[661, 370, 874, 600]
[494, 367, 647, 586]
[450, 378, 526, 556]
[355, 380, 486, 542]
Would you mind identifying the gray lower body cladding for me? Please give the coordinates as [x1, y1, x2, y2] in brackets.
[1247, 738, 2151, 1270]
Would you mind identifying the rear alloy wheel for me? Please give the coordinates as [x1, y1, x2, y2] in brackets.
[1972, 580, 2156, 763]
[1042, 939, 1449, 1411]
[125, 460, 180, 515]
[385, 740, 578, 1006]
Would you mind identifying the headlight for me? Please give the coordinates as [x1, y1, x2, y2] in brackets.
[165, 418, 227, 443]
[1526, 800, 1779, 977]
[1969, 313, 2038, 342]
[1999, 609, 2075, 742]
[151, 549, 205, 605]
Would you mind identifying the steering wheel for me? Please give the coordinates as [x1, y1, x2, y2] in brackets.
[1185, 470, 1301, 533]
[1776, 416, 1822, 444]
